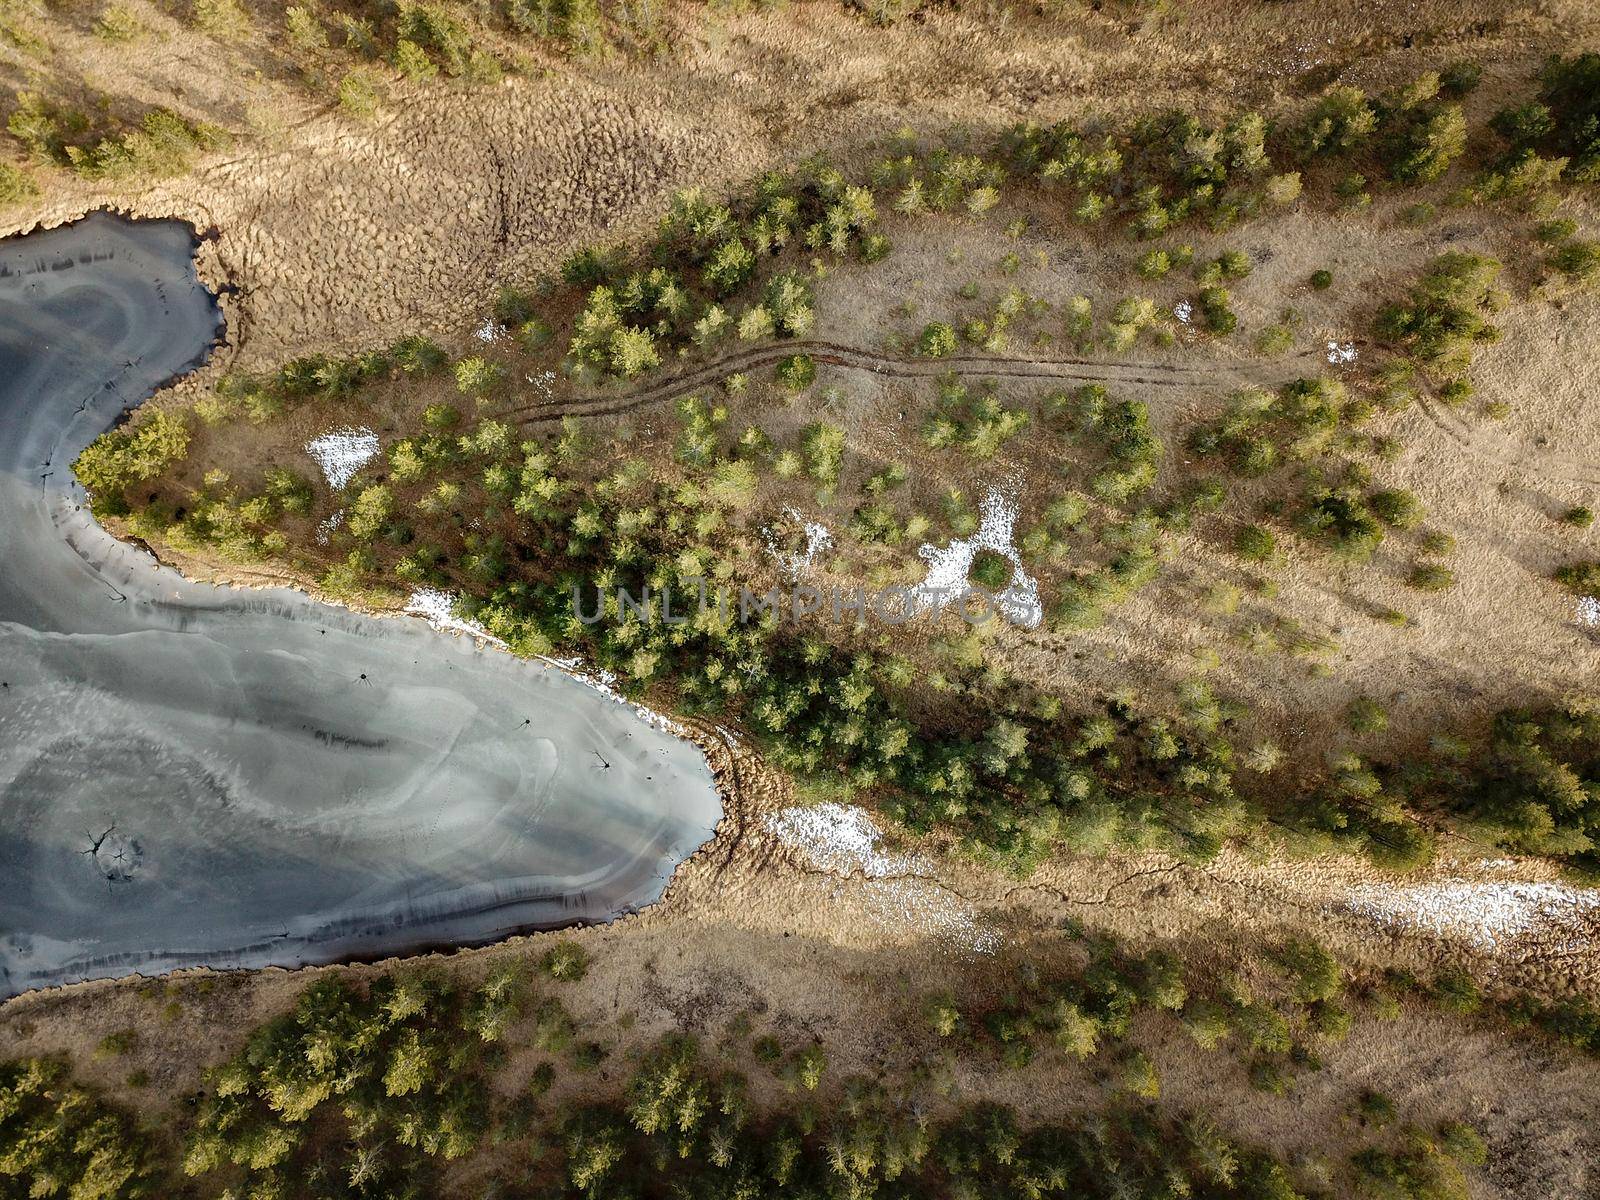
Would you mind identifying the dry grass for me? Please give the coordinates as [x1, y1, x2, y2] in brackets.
[7, 4, 1600, 1196]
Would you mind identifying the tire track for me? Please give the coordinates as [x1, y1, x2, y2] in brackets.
[1415, 395, 1600, 487]
[492, 339, 1326, 425]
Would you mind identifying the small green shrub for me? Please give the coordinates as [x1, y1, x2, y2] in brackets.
[542, 939, 590, 982]
[95, 1029, 138, 1058]
[1353, 1089, 1396, 1128]
[1345, 696, 1389, 735]
[94, 2, 146, 40]
[752, 1035, 782, 1065]
[285, 4, 327, 48]
[1556, 560, 1600, 595]
[1419, 530, 1456, 556]
[1255, 324, 1293, 356]
[1217, 249, 1252, 279]
[1271, 937, 1342, 1002]
[192, 0, 250, 37]
[969, 549, 1011, 591]
[1438, 1120, 1488, 1166]
[1536, 218, 1579, 244]
[1234, 524, 1276, 562]
[1439, 61, 1482, 97]
[916, 322, 957, 358]
[1248, 1058, 1291, 1095]
[1136, 249, 1170, 280]
[1369, 488, 1422, 529]
[0, 161, 35, 209]
[527, 1062, 555, 1096]
[1198, 286, 1237, 334]
[1407, 563, 1455, 591]
[1549, 239, 1600, 285]
[776, 353, 816, 391]
[1431, 966, 1482, 1015]
[337, 70, 380, 118]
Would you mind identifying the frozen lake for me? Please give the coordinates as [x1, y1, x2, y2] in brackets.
[0, 212, 721, 998]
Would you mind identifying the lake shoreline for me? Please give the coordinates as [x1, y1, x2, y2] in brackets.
[0, 212, 724, 999]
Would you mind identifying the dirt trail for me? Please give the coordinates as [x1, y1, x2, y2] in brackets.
[680, 732, 1600, 996]
[1416, 394, 1600, 488]
[495, 338, 1334, 424]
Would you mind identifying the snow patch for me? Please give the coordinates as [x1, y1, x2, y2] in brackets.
[1578, 596, 1600, 628]
[404, 588, 507, 649]
[766, 803, 1001, 954]
[1173, 300, 1193, 325]
[1340, 879, 1600, 951]
[475, 317, 507, 343]
[768, 802, 920, 877]
[1325, 340, 1359, 365]
[764, 508, 834, 578]
[314, 509, 344, 546]
[912, 485, 1042, 629]
[305, 427, 380, 491]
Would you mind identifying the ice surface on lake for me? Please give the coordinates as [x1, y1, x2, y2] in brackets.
[0, 214, 719, 998]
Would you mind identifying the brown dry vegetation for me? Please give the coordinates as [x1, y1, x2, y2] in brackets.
[8, 2, 1600, 1197]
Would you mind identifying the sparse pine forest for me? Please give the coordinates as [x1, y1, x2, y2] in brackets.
[73, 56, 1600, 879]
[15, 924, 1597, 1199]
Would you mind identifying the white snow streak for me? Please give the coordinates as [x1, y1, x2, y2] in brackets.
[535, 659, 691, 739]
[1341, 879, 1600, 951]
[314, 509, 345, 546]
[404, 588, 508, 649]
[764, 508, 834, 578]
[768, 803, 920, 877]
